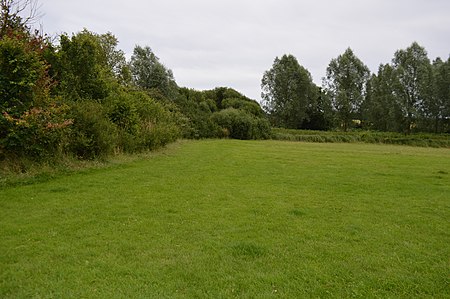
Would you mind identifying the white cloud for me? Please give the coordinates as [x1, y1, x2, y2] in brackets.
[39, 0, 450, 101]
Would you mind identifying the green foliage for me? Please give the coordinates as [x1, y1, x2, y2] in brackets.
[427, 57, 450, 133]
[0, 0, 31, 38]
[104, 90, 182, 153]
[56, 30, 112, 100]
[175, 87, 270, 139]
[130, 45, 177, 98]
[173, 87, 219, 138]
[3, 1, 448, 171]
[1, 104, 72, 159]
[301, 88, 334, 131]
[211, 108, 252, 139]
[0, 24, 69, 162]
[128, 91, 182, 150]
[68, 100, 118, 159]
[97, 32, 130, 85]
[0, 33, 48, 115]
[262, 54, 319, 128]
[364, 65, 404, 132]
[252, 116, 272, 139]
[392, 42, 434, 133]
[222, 97, 264, 117]
[211, 108, 271, 140]
[107, 94, 139, 134]
[202, 87, 245, 109]
[324, 48, 371, 131]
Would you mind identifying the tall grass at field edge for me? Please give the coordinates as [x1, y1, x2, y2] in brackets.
[271, 128, 450, 148]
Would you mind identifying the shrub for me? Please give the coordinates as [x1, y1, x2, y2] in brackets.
[134, 93, 181, 149]
[173, 88, 219, 139]
[211, 108, 271, 140]
[222, 98, 264, 117]
[104, 91, 182, 152]
[68, 101, 118, 159]
[1, 104, 72, 160]
[252, 117, 272, 140]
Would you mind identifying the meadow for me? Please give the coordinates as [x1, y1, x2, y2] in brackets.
[0, 140, 449, 298]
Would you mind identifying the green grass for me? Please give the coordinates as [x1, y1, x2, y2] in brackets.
[272, 128, 450, 148]
[1, 140, 449, 298]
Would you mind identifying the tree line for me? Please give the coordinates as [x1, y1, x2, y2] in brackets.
[0, 1, 269, 163]
[262, 45, 449, 133]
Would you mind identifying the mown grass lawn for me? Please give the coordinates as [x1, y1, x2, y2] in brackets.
[1, 140, 449, 298]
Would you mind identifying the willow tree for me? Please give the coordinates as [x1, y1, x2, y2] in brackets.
[130, 45, 177, 98]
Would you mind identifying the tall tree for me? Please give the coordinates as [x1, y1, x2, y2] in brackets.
[56, 29, 112, 100]
[97, 32, 131, 86]
[392, 42, 433, 133]
[323, 48, 370, 131]
[365, 64, 402, 131]
[427, 57, 450, 133]
[130, 45, 177, 98]
[261, 54, 317, 128]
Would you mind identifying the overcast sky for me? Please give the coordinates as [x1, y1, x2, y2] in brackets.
[39, 0, 449, 101]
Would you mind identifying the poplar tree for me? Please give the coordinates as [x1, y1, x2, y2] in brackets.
[323, 48, 370, 131]
[392, 42, 433, 133]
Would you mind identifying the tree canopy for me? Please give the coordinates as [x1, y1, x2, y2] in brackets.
[391, 42, 434, 133]
[130, 45, 177, 98]
[261, 54, 320, 129]
[323, 48, 370, 131]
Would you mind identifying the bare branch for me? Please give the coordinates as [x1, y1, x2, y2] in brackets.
[1, 0, 42, 36]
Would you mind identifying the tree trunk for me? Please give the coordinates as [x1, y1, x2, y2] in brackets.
[406, 113, 412, 135]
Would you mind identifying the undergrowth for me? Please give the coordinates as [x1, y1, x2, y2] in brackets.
[271, 128, 450, 147]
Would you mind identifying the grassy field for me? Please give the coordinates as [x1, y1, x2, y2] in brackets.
[1, 140, 449, 298]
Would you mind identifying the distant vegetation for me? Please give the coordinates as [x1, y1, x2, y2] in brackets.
[262, 48, 450, 133]
[272, 128, 450, 148]
[0, 1, 449, 172]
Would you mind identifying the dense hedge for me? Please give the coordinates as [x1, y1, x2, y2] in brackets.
[0, 91, 183, 161]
